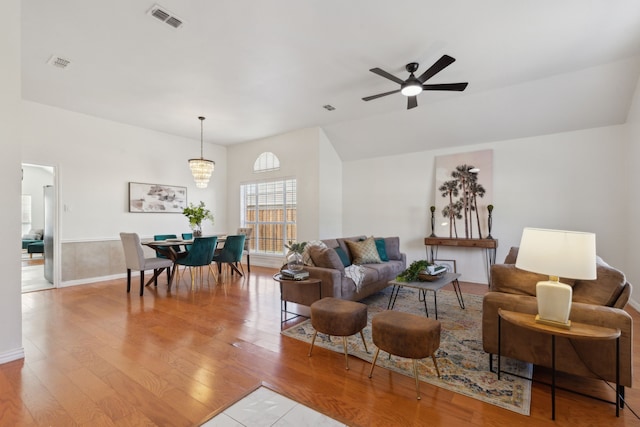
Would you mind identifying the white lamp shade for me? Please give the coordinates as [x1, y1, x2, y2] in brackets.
[515, 228, 596, 280]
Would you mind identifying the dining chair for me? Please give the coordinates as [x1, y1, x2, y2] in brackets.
[213, 234, 246, 277]
[175, 236, 218, 290]
[181, 233, 193, 251]
[153, 234, 184, 282]
[120, 232, 173, 296]
[237, 227, 253, 273]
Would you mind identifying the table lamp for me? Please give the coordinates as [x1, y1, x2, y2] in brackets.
[515, 228, 596, 329]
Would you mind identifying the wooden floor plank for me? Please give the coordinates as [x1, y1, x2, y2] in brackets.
[1, 266, 638, 426]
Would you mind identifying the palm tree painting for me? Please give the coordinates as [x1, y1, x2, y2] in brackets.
[433, 150, 493, 239]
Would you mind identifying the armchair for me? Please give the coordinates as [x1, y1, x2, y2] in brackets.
[482, 247, 633, 389]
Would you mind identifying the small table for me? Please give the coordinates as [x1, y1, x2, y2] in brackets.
[387, 272, 464, 319]
[273, 273, 322, 327]
[497, 309, 621, 419]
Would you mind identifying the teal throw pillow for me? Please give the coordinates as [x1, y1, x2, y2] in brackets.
[375, 238, 389, 262]
[334, 246, 351, 267]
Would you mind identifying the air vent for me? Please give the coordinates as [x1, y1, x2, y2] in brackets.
[148, 4, 184, 29]
[47, 55, 71, 69]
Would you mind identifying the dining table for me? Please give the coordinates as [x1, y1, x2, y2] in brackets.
[142, 235, 226, 289]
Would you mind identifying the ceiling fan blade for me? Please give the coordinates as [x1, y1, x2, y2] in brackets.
[369, 68, 405, 85]
[422, 82, 469, 91]
[417, 54, 456, 83]
[407, 96, 418, 109]
[362, 89, 401, 101]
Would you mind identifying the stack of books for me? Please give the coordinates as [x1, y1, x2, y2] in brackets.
[280, 269, 310, 280]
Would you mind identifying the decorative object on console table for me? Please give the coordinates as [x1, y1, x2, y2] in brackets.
[486, 204, 494, 239]
[182, 201, 214, 237]
[429, 205, 436, 237]
[515, 227, 596, 329]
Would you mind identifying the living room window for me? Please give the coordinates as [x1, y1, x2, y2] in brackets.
[240, 178, 297, 255]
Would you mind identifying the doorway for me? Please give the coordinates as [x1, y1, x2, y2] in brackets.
[21, 163, 56, 292]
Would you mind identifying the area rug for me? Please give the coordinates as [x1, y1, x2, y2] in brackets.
[281, 288, 532, 415]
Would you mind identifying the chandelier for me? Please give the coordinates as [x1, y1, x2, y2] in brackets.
[189, 116, 215, 188]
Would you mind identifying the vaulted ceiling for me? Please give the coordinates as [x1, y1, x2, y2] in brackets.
[21, 1, 640, 161]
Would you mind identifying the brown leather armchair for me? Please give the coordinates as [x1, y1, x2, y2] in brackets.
[482, 247, 633, 389]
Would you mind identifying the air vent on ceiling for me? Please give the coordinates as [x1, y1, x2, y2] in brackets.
[148, 4, 184, 29]
[47, 55, 71, 69]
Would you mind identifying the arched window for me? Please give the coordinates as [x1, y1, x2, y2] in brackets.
[253, 152, 280, 173]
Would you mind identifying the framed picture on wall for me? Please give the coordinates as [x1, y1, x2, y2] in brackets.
[128, 182, 187, 213]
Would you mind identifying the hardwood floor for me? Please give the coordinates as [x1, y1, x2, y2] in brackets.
[1, 266, 638, 426]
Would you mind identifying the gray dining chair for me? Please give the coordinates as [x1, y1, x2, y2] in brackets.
[120, 232, 173, 296]
[237, 227, 253, 273]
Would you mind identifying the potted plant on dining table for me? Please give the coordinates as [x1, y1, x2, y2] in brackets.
[182, 201, 214, 237]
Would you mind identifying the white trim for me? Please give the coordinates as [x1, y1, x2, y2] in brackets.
[0, 347, 25, 365]
[60, 273, 128, 288]
[628, 299, 640, 313]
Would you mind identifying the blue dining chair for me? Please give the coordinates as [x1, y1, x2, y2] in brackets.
[175, 236, 217, 289]
[213, 234, 246, 277]
[181, 233, 193, 251]
[153, 234, 185, 282]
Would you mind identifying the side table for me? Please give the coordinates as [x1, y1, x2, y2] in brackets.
[273, 273, 322, 327]
[497, 309, 621, 419]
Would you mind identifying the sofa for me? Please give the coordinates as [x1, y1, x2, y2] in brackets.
[299, 236, 406, 301]
[22, 228, 44, 250]
[482, 247, 633, 388]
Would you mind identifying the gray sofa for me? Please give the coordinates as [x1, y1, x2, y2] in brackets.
[302, 236, 406, 301]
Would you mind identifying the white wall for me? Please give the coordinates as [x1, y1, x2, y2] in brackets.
[342, 125, 629, 285]
[226, 127, 321, 243]
[626, 75, 640, 308]
[0, 0, 24, 363]
[21, 101, 228, 241]
[318, 128, 342, 238]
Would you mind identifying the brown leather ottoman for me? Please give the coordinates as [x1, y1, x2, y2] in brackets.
[368, 310, 441, 399]
[308, 297, 368, 370]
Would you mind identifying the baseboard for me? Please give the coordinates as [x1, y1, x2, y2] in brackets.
[60, 273, 127, 288]
[0, 347, 25, 365]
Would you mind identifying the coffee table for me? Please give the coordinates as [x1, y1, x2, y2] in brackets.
[387, 272, 464, 319]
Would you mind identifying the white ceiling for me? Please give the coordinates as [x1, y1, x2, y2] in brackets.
[21, 0, 640, 161]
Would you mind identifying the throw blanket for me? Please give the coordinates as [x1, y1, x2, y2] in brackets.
[345, 265, 365, 291]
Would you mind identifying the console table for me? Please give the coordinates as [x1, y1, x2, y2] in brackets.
[424, 237, 498, 283]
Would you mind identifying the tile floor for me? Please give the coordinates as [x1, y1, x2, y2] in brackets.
[201, 386, 345, 426]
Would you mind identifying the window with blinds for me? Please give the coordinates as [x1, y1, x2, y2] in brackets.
[240, 178, 297, 254]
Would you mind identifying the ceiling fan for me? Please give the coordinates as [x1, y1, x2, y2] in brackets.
[362, 54, 468, 110]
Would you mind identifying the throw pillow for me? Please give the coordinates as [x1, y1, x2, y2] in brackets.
[344, 237, 382, 265]
[301, 240, 327, 266]
[309, 246, 345, 272]
[374, 238, 389, 262]
[22, 234, 39, 240]
[333, 246, 351, 267]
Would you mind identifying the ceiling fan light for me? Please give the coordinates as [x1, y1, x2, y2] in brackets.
[401, 82, 422, 97]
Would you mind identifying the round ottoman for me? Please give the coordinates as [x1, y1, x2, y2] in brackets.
[308, 297, 369, 370]
[368, 310, 441, 400]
